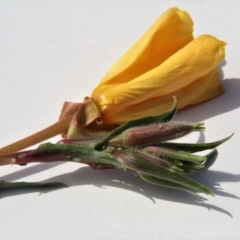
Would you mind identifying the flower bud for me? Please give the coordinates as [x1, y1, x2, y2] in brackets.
[109, 122, 204, 147]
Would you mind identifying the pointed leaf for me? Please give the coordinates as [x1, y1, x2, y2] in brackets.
[19, 143, 123, 168]
[203, 149, 218, 169]
[0, 181, 67, 190]
[139, 173, 206, 196]
[143, 146, 206, 163]
[121, 150, 214, 196]
[157, 133, 234, 153]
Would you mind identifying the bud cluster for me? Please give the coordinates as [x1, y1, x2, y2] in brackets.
[0, 99, 232, 196]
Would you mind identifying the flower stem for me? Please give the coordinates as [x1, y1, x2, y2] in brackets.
[0, 117, 71, 155]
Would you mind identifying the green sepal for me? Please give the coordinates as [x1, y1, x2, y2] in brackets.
[138, 173, 212, 196]
[157, 133, 234, 153]
[143, 147, 207, 163]
[171, 150, 218, 174]
[167, 151, 206, 162]
[183, 149, 217, 172]
[137, 166, 214, 196]
[0, 180, 67, 190]
[94, 97, 177, 150]
[140, 147, 209, 174]
[121, 150, 214, 196]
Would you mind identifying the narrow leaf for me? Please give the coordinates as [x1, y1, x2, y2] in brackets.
[139, 173, 206, 196]
[143, 146, 207, 163]
[122, 151, 214, 196]
[157, 133, 234, 153]
[0, 181, 67, 190]
[19, 143, 123, 168]
[203, 149, 218, 169]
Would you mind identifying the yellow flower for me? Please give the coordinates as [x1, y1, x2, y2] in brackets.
[0, 7, 227, 154]
[91, 7, 226, 125]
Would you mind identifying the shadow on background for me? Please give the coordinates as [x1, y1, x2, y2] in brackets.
[175, 77, 240, 123]
[1, 161, 240, 217]
[0, 74, 239, 217]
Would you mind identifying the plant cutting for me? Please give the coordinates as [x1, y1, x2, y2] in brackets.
[0, 8, 231, 195]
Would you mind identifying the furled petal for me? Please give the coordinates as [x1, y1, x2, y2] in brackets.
[100, 67, 223, 124]
[92, 7, 193, 93]
[92, 34, 225, 124]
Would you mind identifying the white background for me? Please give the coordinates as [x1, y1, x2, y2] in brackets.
[0, 1, 239, 239]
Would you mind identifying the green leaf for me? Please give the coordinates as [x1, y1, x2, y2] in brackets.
[202, 149, 218, 169]
[94, 97, 177, 150]
[29, 142, 123, 168]
[143, 146, 207, 163]
[0, 181, 67, 190]
[138, 173, 212, 196]
[121, 150, 214, 196]
[157, 133, 234, 153]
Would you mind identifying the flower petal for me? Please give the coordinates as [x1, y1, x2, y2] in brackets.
[94, 34, 226, 119]
[100, 68, 224, 124]
[92, 7, 193, 94]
